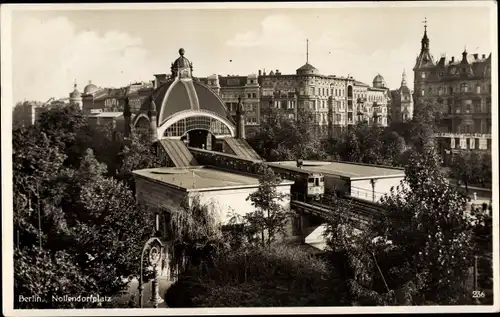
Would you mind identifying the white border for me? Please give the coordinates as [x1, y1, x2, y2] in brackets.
[1, 1, 499, 316]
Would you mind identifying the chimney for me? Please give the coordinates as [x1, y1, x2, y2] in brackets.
[451, 56, 455, 63]
[473, 53, 479, 60]
[482, 54, 486, 59]
[258, 70, 262, 76]
[276, 69, 279, 74]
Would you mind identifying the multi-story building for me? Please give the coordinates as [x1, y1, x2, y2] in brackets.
[390, 70, 414, 123]
[12, 95, 72, 129]
[197, 63, 389, 138]
[413, 22, 492, 153]
[74, 50, 389, 139]
[80, 81, 153, 114]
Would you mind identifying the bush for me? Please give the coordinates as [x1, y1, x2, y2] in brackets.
[165, 244, 343, 307]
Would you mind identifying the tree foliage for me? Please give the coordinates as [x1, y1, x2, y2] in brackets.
[165, 244, 342, 307]
[244, 165, 290, 246]
[327, 121, 407, 166]
[117, 127, 163, 191]
[448, 151, 492, 190]
[13, 107, 156, 308]
[376, 149, 476, 304]
[323, 148, 484, 305]
[247, 108, 327, 161]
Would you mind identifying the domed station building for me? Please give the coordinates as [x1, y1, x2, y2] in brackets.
[127, 48, 260, 167]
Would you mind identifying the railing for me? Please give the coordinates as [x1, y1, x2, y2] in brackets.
[349, 185, 387, 202]
[435, 133, 492, 138]
[289, 191, 385, 221]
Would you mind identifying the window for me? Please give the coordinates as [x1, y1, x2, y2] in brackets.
[164, 115, 231, 137]
[474, 103, 481, 113]
[460, 138, 467, 149]
[476, 85, 481, 94]
[469, 138, 476, 149]
[461, 83, 468, 93]
[421, 72, 426, 79]
[449, 87, 453, 95]
[252, 93, 257, 98]
[421, 89, 425, 96]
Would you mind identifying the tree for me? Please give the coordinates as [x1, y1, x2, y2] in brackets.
[379, 129, 407, 166]
[13, 123, 154, 308]
[477, 154, 492, 187]
[326, 122, 406, 166]
[375, 149, 476, 304]
[165, 244, 343, 307]
[323, 196, 397, 306]
[244, 165, 290, 246]
[447, 151, 481, 193]
[36, 104, 93, 168]
[408, 100, 439, 153]
[323, 148, 480, 305]
[247, 108, 327, 161]
[117, 127, 163, 191]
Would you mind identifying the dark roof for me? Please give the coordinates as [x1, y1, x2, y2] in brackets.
[354, 80, 369, 87]
[425, 53, 491, 81]
[93, 88, 128, 101]
[141, 78, 233, 126]
[296, 63, 318, 71]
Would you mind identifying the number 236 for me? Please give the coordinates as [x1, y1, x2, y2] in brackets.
[472, 290, 485, 298]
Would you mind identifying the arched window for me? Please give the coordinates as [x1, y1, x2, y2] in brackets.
[164, 116, 231, 137]
[347, 86, 353, 98]
[476, 85, 481, 94]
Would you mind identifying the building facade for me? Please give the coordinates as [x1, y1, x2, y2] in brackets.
[72, 52, 390, 139]
[198, 65, 389, 139]
[390, 70, 414, 123]
[12, 98, 71, 129]
[413, 23, 492, 153]
[80, 81, 153, 115]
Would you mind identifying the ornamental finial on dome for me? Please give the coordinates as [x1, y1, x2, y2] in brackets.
[171, 48, 192, 79]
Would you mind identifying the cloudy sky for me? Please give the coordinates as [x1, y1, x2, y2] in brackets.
[6, 2, 495, 104]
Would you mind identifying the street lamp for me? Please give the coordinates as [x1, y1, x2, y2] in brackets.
[138, 212, 165, 308]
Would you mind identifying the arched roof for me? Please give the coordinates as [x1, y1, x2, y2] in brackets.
[140, 48, 234, 128]
[84, 82, 99, 94]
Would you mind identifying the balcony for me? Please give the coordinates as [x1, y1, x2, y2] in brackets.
[435, 132, 492, 139]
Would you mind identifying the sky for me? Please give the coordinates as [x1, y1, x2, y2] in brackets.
[6, 2, 495, 104]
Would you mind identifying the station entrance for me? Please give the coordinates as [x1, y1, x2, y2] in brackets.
[180, 129, 223, 152]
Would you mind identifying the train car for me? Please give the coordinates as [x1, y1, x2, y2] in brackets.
[268, 163, 325, 201]
[189, 148, 325, 201]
